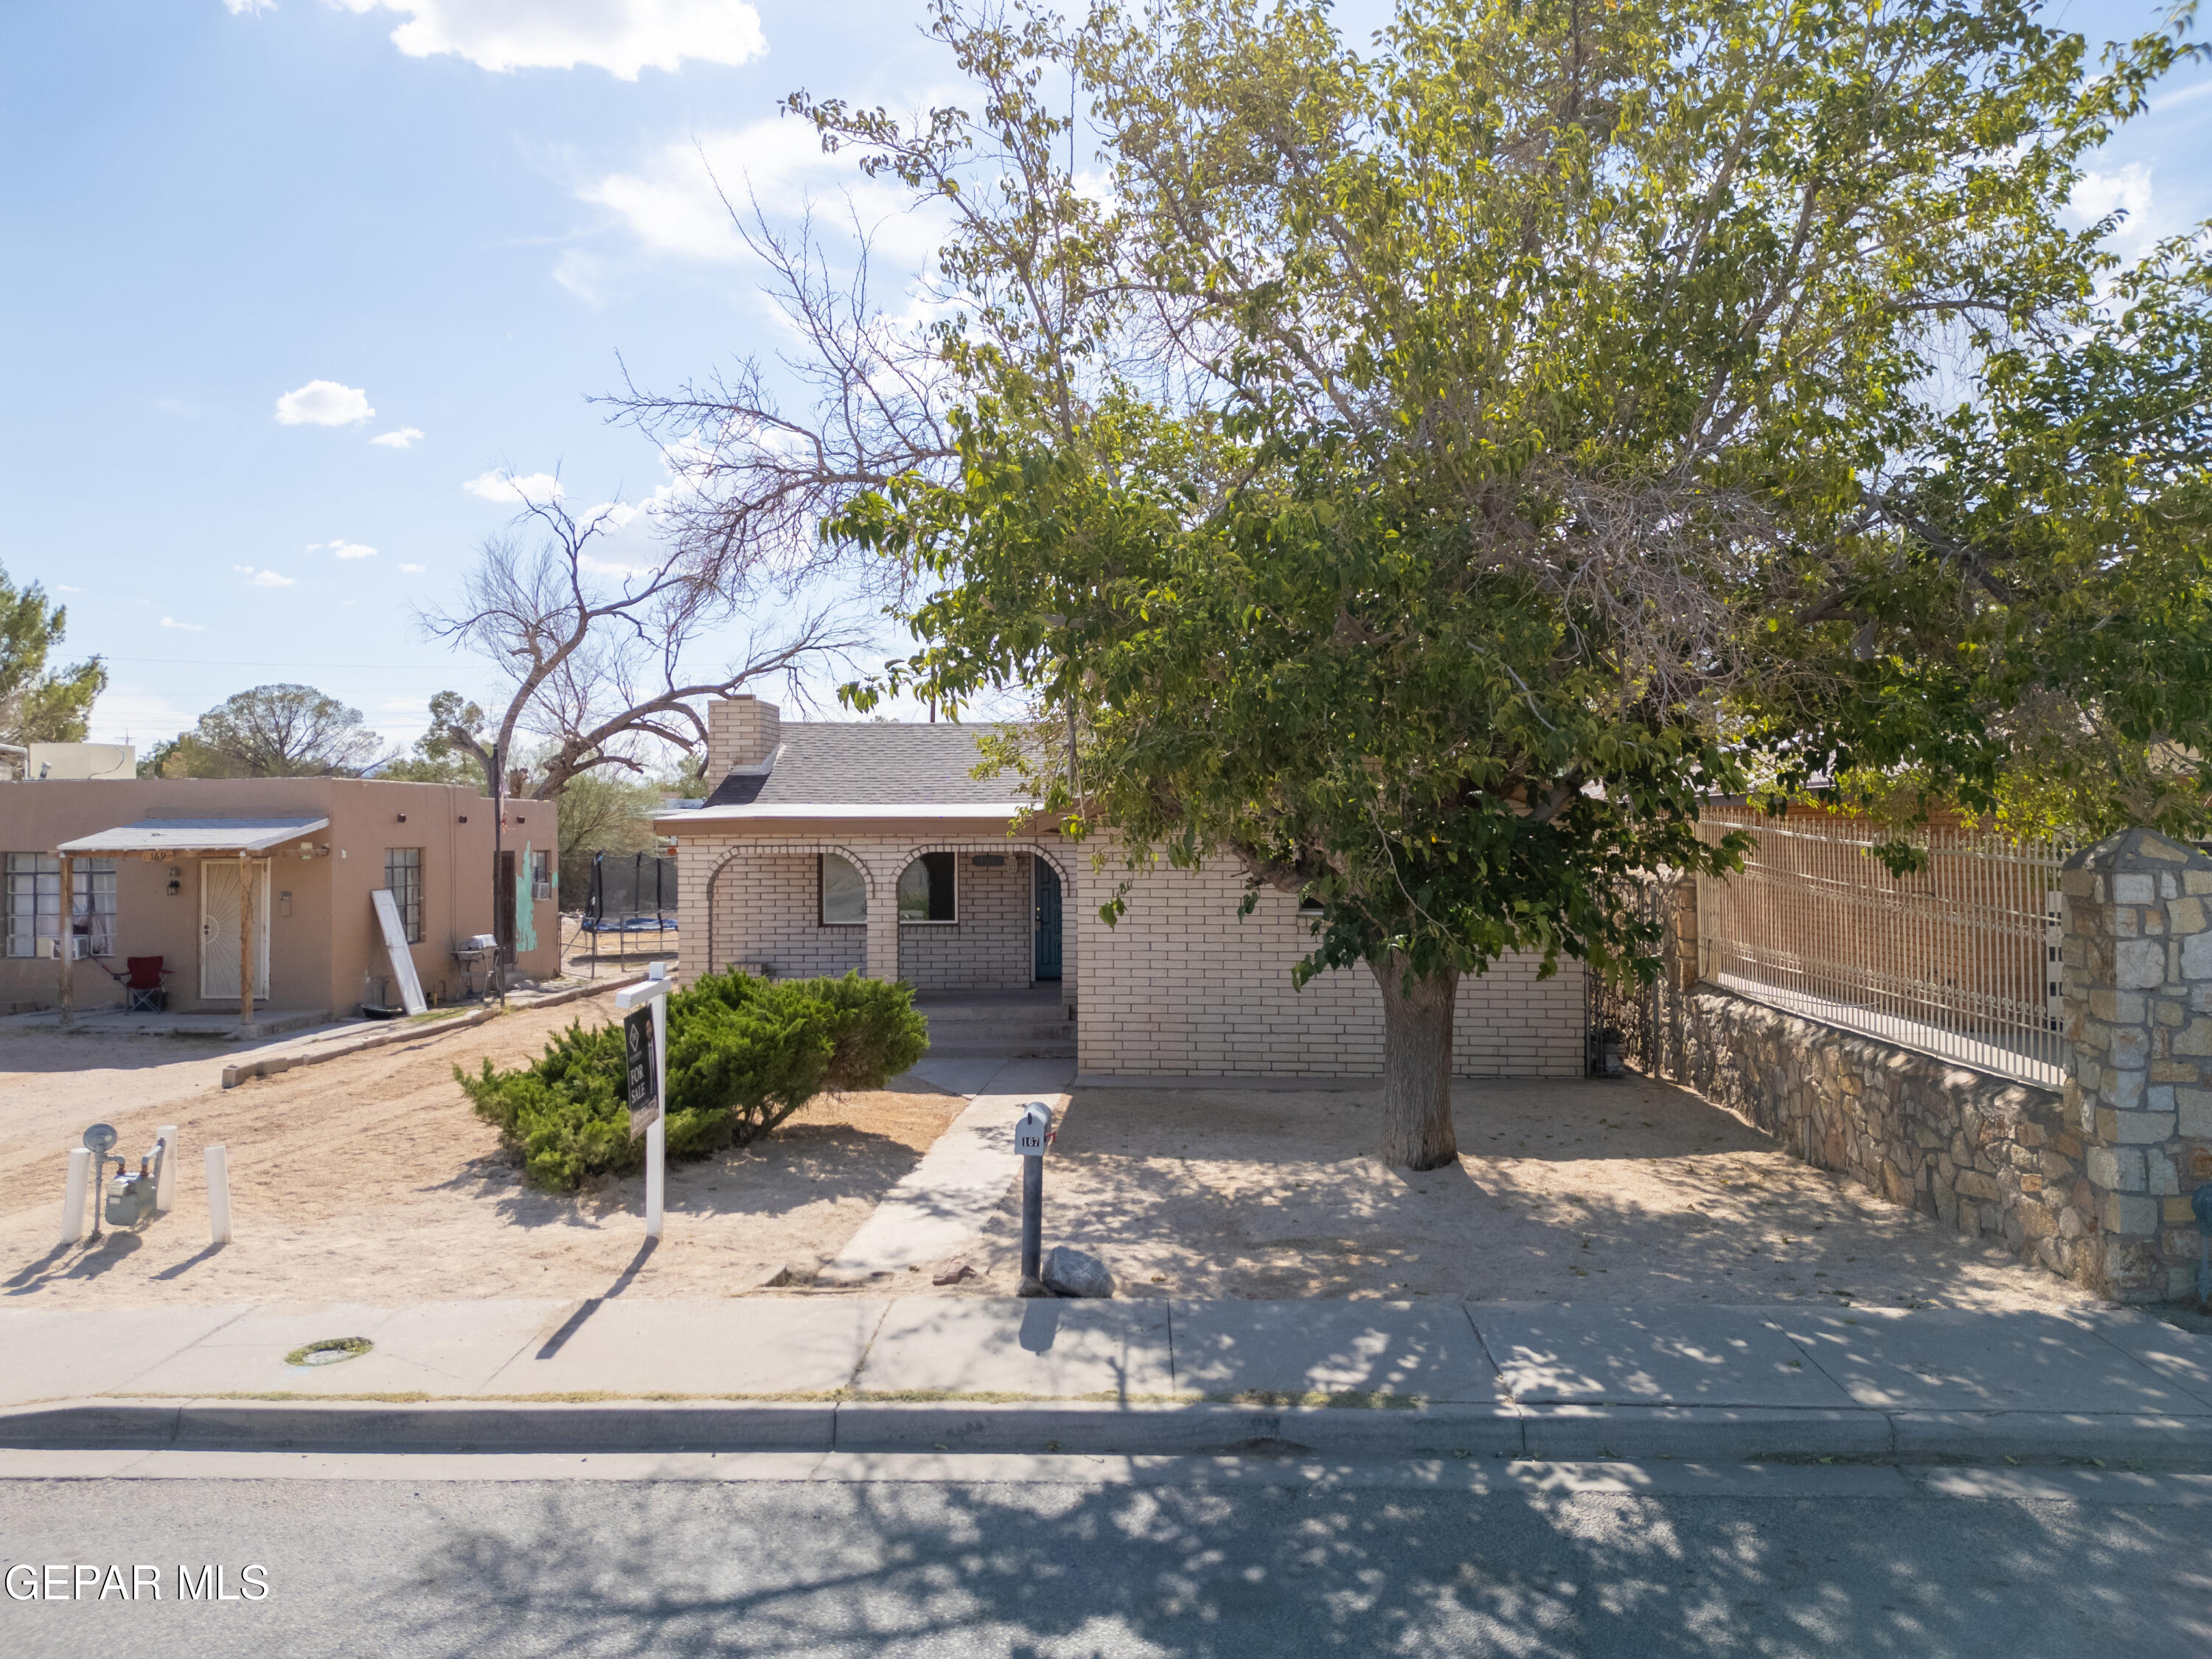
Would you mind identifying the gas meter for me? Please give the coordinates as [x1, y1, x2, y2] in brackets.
[101, 1130, 169, 1229]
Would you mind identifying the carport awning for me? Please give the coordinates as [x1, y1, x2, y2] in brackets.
[55, 816, 331, 857]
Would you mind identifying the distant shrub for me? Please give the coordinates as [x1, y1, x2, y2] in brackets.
[459, 970, 929, 1192]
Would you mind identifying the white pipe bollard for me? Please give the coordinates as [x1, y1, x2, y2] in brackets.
[60, 1147, 90, 1245]
[155, 1124, 179, 1212]
[204, 1144, 232, 1244]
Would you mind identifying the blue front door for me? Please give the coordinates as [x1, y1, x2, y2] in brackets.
[1033, 858, 1063, 981]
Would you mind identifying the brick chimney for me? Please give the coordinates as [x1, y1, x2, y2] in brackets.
[706, 695, 782, 778]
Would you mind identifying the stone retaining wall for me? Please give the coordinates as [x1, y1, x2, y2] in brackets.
[1616, 826, 2212, 1304]
[1666, 989, 2098, 1287]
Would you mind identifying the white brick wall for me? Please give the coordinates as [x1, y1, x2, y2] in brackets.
[897, 850, 1037, 993]
[675, 830, 1582, 1076]
[705, 849, 864, 979]
[1071, 858, 1586, 1079]
[680, 834, 1074, 1002]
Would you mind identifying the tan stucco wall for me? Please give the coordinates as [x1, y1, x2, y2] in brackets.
[0, 778, 560, 1015]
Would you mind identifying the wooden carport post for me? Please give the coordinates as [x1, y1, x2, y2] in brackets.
[55, 852, 74, 1029]
[237, 852, 255, 1031]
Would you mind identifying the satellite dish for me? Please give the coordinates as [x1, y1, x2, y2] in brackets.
[82, 1122, 117, 1156]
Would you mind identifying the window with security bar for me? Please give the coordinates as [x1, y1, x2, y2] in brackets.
[4, 854, 117, 959]
[383, 848, 424, 944]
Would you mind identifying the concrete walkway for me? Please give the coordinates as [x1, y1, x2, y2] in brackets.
[815, 1056, 1077, 1284]
[5, 1295, 2211, 1466]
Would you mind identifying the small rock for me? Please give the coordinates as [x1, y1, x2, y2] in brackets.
[931, 1259, 978, 1286]
[1042, 1245, 1113, 1298]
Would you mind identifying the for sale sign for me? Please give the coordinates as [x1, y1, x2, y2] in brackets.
[625, 1004, 660, 1138]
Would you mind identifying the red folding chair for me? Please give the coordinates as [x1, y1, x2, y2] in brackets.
[122, 956, 170, 1013]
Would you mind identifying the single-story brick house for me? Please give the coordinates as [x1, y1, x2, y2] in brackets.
[657, 695, 1588, 1077]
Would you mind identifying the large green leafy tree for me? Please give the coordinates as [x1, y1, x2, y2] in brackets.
[159, 684, 389, 778]
[668, 0, 2210, 1168]
[0, 563, 105, 748]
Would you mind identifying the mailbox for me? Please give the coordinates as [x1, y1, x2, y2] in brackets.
[1015, 1102, 1053, 1158]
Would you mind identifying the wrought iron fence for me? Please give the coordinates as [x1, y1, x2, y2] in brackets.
[1695, 807, 2067, 1088]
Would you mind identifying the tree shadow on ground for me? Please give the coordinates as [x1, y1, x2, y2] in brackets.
[1015, 1077, 2074, 1308]
[412, 1125, 941, 1232]
[367, 1472, 2212, 1659]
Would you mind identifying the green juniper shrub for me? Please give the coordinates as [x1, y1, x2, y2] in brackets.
[458, 970, 929, 1192]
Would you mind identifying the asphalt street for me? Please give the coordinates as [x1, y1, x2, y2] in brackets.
[3, 1453, 2210, 1658]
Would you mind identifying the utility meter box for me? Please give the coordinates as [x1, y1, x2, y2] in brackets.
[1014, 1102, 1054, 1158]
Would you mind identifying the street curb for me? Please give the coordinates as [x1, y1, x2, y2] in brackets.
[1519, 1405, 1895, 1462]
[0, 1399, 835, 1453]
[1890, 1411, 2212, 1464]
[4, 1397, 2208, 1467]
[219, 975, 644, 1088]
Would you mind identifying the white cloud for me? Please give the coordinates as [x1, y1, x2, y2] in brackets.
[463, 470, 564, 504]
[553, 249, 611, 306]
[159, 616, 206, 631]
[369, 425, 425, 449]
[2065, 162, 2192, 268]
[275, 379, 375, 426]
[234, 566, 298, 588]
[223, 0, 275, 14]
[334, 0, 764, 80]
[578, 119, 949, 269]
[2072, 163, 2153, 229]
[55, 583, 82, 594]
[398, 563, 427, 573]
[309, 539, 378, 560]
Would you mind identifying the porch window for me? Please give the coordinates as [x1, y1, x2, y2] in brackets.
[383, 848, 424, 944]
[897, 852, 957, 923]
[4, 854, 117, 959]
[819, 853, 866, 925]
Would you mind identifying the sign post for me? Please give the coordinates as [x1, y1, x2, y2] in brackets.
[1014, 1101, 1053, 1297]
[616, 964, 672, 1240]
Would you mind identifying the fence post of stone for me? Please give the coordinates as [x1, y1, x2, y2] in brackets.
[2059, 828, 2212, 1302]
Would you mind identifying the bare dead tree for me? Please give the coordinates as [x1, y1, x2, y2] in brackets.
[598, 2, 1142, 605]
[417, 478, 870, 802]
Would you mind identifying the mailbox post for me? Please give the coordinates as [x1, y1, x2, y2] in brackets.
[616, 963, 672, 1240]
[1015, 1100, 1053, 1296]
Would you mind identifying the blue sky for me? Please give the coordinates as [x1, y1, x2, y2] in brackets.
[0, 0, 2206, 759]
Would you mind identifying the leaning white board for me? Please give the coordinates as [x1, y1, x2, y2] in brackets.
[369, 888, 429, 1015]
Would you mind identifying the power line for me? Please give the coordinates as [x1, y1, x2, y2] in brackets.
[102, 655, 464, 672]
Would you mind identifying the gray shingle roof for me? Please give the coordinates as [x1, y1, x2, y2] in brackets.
[709, 722, 1023, 807]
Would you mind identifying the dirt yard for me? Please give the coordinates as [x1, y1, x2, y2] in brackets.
[0, 988, 965, 1308]
[3, 990, 2099, 1312]
[943, 1075, 2094, 1311]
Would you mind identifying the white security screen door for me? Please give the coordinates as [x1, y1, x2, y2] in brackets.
[200, 860, 271, 1001]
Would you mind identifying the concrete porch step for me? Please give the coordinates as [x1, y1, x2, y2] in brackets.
[925, 1040, 1077, 1059]
[924, 1021, 1078, 1043]
[913, 992, 1076, 1060]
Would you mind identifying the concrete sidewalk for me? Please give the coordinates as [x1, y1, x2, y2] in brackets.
[4, 1295, 2211, 1467]
[817, 1055, 1076, 1283]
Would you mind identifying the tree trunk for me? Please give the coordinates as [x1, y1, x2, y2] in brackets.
[1372, 951, 1460, 1170]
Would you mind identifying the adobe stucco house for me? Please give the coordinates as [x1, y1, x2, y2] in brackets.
[1, 776, 560, 1023]
[658, 696, 1587, 1078]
